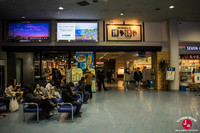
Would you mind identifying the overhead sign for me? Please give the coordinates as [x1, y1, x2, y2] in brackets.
[107, 24, 142, 41]
[96, 62, 104, 65]
[166, 67, 175, 80]
[186, 46, 200, 51]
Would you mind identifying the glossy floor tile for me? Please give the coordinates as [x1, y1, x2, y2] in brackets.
[0, 81, 200, 133]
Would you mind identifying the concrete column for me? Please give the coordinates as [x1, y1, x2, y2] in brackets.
[169, 19, 179, 91]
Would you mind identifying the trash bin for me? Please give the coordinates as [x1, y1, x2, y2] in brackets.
[179, 85, 186, 91]
[147, 80, 154, 89]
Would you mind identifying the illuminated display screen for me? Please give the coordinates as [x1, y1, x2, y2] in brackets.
[57, 22, 98, 42]
[8, 22, 50, 42]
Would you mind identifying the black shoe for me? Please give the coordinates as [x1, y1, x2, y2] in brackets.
[104, 88, 108, 91]
[83, 101, 88, 104]
[74, 113, 82, 117]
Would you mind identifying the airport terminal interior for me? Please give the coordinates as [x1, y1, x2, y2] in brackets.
[0, 0, 200, 133]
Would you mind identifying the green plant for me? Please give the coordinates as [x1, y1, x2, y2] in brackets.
[159, 60, 169, 90]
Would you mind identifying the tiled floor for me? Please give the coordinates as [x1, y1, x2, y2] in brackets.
[0, 81, 200, 133]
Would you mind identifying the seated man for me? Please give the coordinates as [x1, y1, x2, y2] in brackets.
[77, 77, 90, 103]
[62, 83, 82, 117]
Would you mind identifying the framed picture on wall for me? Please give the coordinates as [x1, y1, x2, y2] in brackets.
[107, 24, 142, 41]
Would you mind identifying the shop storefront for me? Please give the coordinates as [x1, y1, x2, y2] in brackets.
[179, 45, 200, 90]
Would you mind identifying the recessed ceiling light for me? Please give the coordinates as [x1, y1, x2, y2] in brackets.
[169, 5, 174, 9]
[22, 16, 25, 19]
[120, 13, 124, 16]
[58, 6, 64, 10]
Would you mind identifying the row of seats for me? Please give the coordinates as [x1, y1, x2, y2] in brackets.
[23, 92, 83, 123]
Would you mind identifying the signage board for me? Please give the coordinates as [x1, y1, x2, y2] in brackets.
[194, 73, 200, 83]
[57, 22, 98, 42]
[72, 68, 83, 82]
[166, 67, 175, 80]
[107, 24, 142, 41]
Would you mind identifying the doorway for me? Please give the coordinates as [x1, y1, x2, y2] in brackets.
[16, 58, 23, 84]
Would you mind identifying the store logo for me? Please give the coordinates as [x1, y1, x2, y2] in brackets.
[175, 116, 198, 132]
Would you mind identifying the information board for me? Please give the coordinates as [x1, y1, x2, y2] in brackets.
[166, 67, 175, 80]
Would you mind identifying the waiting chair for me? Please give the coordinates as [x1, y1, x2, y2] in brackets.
[56, 98, 77, 122]
[23, 102, 42, 123]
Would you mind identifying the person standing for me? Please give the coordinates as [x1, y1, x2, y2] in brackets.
[142, 66, 147, 88]
[97, 67, 108, 91]
[52, 69, 63, 89]
[84, 69, 95, 99]
[124, 68, 130, 91]
[106, 70, 112, 84]
[111, 70, 115, 83]
[134, 67, 143, 90]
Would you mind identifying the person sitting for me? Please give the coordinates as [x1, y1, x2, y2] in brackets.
[5, 80, 23, 102]
[23, 85, 55, 118]
[45, 80, 61, 99]
[62, 83, 82, 117]
[77, 77, 90, 103]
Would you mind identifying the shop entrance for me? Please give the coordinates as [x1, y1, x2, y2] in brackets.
[96, 52, 154, 90]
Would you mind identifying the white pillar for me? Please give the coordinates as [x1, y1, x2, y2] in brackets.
[169, 19, 179, 91]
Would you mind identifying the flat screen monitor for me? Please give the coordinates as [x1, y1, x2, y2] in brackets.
[7, 22, 50, 42]
[57, 22, 98, 42]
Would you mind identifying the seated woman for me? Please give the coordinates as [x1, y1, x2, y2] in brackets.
[62, 83, 82, 117]
[5, 80, 23, 102]
[24, 85, 55, 118]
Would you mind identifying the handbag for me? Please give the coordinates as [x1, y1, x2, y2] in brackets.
[9, 97, 19, 112]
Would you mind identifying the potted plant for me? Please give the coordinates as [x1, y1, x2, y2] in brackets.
[159, 59, 169, 91]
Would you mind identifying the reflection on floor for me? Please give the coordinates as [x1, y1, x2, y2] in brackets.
[0, 81, 200, 133]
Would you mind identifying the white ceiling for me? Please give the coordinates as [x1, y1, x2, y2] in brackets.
[1, 0, 200, 21]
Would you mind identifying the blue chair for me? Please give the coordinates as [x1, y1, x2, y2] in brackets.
[0, 102, 5, 107]
[56, 99, 77, 122]
[23, 102, 42, 123]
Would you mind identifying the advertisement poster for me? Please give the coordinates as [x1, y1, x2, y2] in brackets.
[8, 23, 49, 42]
[89, 68, 96, 92]
[76, 52, 94, 71]
[166, 67, 175, 80]
[107, 24, 141, 41]
[57, 23, 98, 41]
[72, 68, 83, 82]
[194, 73, 200, 83]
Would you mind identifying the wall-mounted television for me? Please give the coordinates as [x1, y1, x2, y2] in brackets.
[57, 22, 98, 42]
[7, 22, 50, 42]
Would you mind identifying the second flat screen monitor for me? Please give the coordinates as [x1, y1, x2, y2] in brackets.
[57, 22, 98, 42]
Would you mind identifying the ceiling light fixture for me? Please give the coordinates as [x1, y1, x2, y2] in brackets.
[169, 5, 174, 9]
[120, 13, 124, 16]
[58, 6, 64, 10]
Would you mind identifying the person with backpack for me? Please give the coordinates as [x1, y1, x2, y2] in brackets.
[134, 67, 143, 90]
